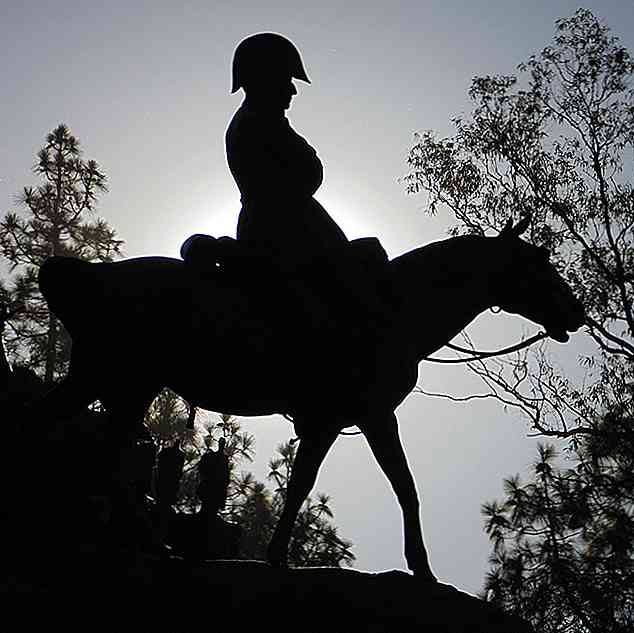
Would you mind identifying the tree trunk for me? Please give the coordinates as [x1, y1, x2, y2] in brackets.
[0, 330, 10, 391]
[44, 311, 58, 384]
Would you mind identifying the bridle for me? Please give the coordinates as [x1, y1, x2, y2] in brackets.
[326, 328, 548, 440]
[424, 330, 547, 364]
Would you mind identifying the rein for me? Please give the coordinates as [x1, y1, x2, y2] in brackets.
[286, 331, 547, 443]
[424, 331, 547, 364]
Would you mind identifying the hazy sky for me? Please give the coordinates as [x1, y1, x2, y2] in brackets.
[2, 1, 633, 594]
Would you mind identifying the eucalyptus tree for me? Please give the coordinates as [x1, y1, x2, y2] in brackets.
[405, 9, 633, 440]
[405, 9, 633, 629]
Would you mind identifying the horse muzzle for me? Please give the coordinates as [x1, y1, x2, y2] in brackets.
[546, 327, 570, 343]
[547, 297, 585, 343]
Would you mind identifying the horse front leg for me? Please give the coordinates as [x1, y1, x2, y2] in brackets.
[359, 412, 436, 582]
[267, 423, 339, 567]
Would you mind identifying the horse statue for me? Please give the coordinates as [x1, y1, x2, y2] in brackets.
[22, 216, 584, 582]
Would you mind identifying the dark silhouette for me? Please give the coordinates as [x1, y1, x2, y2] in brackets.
[223, 33, 392, 368]
[196, 437, 231, 516]
[227, 33, 347, 258]
[22, 216, 584, 582]
[156, 443, 185, 507]
[0, 124, 123, 384]
[484, 430, 634, 631]
[1, 304, 167, 556]
[166, 438, 241, 560]
[0, 305, 49, 416]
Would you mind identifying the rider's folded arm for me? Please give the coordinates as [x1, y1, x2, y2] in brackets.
[235, 136, 323, 201]
[239, 108, 323, 185]
[269, 122, 324, 193]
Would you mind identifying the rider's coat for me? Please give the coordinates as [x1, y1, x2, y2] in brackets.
[226, 102, 348, 262]
[225, 99, 391, 394]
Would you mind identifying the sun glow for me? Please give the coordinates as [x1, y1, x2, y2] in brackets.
[315, 190, 380, 243]
[184, 190, 379, 248]
[166, 192, 241, 257]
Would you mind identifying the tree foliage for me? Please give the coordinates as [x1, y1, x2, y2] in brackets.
[483, 411, 634, 632]
[0, 124, 123, 381]
[405, 9, 633, 629]
[406, 8, 633, 437]
[258, 439, 355, 567]
[147, 395, 355, 568]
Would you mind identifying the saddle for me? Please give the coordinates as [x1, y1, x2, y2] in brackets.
[180, 233, 389, 279]
[180, 233, 397, 385]
[180, 233, 252, 275]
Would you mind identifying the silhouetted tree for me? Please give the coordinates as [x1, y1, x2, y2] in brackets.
[144, 388, 191, 452]
[264, 440, 355, 567]
[197, 425, 354, 567]
[0, 124, 123, 382]
[232, 478, 277, 559]
[146, 397, 354, 567]
[405, 9, 633, 440]
[405, 9, 633, 628]
[221, 440, 354, 567]
[482, 410, 634, 632]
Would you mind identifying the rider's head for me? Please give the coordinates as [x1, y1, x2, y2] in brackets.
[231, 33, 309, 109]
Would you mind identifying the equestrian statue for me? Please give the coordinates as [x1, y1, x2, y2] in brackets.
[17, 34, 585, 583]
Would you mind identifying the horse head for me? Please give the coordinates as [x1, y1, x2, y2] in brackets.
[494, 216, 585, 342]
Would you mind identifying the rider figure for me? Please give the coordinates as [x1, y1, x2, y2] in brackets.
[226, 34, 393, 370]
[226, 32, 348, 263]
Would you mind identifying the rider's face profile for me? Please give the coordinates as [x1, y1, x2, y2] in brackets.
[244, 75, 297, 110]
[279, 79, 297, 109]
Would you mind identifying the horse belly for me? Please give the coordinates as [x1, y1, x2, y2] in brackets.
[167, 357, 291, 416]
[162, 293, 296, 415]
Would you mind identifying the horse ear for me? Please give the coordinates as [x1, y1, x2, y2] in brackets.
[513, 214, 532, 237]
[499, 215, 532, 239]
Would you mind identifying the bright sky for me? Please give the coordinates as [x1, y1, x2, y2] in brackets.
[2, 1, 633, 594]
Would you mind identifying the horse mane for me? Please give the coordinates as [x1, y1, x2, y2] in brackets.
[389, 234, 488, 291]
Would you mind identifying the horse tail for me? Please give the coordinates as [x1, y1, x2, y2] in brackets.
[38, 256, 97, 338]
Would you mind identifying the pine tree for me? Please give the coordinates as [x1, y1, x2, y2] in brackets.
[482, 411, 634, 631]
[0, 124, 123, 382]
[145, 396, 355, 567]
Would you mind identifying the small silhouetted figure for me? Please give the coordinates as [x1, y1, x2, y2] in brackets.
[168, 438, 240, 560]
[197, 437, 231, 516]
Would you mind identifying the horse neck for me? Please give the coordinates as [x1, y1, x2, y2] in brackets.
[390, 236, 501, 359]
